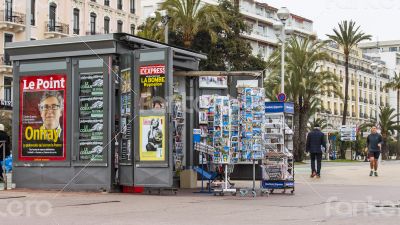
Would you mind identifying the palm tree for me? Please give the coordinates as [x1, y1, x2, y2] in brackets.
[327, 21, 371, 126]
[160, 0, 228, 48]
[307, 118, 333, 132]
[366, 107, 400, 159]
[384, 72, 400, 158]
[265, 37, 341, 162]
[377, 107, 400, 159]
[137, 11, 165, 42]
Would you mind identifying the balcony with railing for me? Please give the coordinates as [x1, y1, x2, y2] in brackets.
[239, 4, 278, 25]
[44, 21, 69, 39]
[86, 31, 104, 35]
[0, 10, 26, 33]
[380, 74, 390, 79]
[0, 54, 12, 74]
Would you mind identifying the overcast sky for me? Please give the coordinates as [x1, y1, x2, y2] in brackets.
[262, 0, 400, 42]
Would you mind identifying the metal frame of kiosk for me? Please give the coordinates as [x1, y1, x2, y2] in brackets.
[6, 34, 206, 191]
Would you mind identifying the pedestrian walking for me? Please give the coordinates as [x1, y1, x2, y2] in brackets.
[365, 126, 382, 177]
[0, 124, 11, 183]
[306, 124, 326, 178]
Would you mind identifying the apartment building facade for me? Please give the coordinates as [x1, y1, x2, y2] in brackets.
[316, 41, 391, 129]
[0, 0, 140, 120]
[140, 0, 315, 60]
[359, 40, 400, 117]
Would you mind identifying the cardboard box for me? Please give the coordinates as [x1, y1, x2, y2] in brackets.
[180, 169, 197, 189]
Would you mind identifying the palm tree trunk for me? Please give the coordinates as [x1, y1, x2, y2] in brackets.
[382, 135, 388, 160]
[340, 53, 350, 159]
[299, 107, 308, 162]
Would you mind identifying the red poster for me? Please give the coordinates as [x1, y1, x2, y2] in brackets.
[19, 75, 67, 161]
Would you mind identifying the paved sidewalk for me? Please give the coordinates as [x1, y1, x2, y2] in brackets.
[295, 160, 400, 187]
[0, 161, 399, 225]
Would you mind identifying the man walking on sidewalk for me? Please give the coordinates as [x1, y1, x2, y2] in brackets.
[306, 124, 326, 178]
[366, 126, 382, 177]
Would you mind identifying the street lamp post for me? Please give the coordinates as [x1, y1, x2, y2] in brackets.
[371, 62, 382, 163]
[150, 10, 171, 44]
[277, 7, 290, 94]
[371, 63, 381, 125]
[160, 10, 171, 44]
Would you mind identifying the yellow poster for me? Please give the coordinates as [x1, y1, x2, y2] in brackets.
[139, 116, 166, 161]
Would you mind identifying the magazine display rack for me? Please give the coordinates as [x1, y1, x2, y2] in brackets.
[261, 102, 295, 195]
[172, 93, 184, 175]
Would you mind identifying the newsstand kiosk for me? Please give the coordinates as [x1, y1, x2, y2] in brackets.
[7, 33, 206, 191]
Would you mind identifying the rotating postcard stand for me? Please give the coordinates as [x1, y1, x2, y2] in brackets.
[133, 48, 175, 194]
[211, 97, 236, 196]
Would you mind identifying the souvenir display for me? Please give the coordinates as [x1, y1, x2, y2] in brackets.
[119, 68, 133, 164]
[172, 93, 185, 174]
[237, 87, 265, 161]
[230, 99, 240, 163]
[212, 96, 232, 164]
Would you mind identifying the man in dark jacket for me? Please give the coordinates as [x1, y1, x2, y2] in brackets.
[366, 126, 382, 177]
[0, 124, 11, 183]
[306, 124, 326, 178]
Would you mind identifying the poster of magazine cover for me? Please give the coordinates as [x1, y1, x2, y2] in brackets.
[79, 141, 104, 161]
[80, 73, 103, 97]
[120, 94, 131, 115]
[199, 76, 228, 89]
[139, 116, 165, 161]
[79, 118, 103, 140]
[199, 95, 213, 109]
[19, 75, 67, 161]
[79, 96, 103, 118]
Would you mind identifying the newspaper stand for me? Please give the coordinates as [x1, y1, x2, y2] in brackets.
[261, 102, 295, 195]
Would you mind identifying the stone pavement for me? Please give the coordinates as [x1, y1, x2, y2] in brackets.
[0, 161, 399, 225]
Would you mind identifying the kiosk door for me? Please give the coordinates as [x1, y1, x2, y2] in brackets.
[133, 48, 173, 187]
[118, 53, 135, 186]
